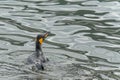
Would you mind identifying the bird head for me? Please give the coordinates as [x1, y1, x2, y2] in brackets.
[36, 32, 48, 45]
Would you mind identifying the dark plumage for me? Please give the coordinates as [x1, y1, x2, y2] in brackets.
[27, 33, 48, 70]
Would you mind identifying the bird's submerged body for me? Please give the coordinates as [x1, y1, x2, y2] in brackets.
[26, 33, 48, 71]
[27, 51, 47, 70]
[27, 51, 47, 63]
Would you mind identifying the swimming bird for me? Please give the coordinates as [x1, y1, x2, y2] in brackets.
[27, 33, 48, 71]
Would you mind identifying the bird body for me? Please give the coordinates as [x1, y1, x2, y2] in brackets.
[26, 33, 48, 70]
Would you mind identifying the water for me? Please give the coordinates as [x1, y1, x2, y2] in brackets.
[0, 0, 120, 80]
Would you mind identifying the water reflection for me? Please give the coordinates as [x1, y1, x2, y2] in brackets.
[0, 0, 120, 80]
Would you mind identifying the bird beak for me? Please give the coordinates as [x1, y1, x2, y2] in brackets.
[43, 32, 48, 38]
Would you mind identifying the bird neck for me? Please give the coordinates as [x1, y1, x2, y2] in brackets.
[35, 41, 43, 57]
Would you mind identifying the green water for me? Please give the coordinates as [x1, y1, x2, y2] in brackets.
[0, 0, 120, 80]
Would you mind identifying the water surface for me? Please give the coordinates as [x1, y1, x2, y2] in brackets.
[0, 0, 120, 80]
